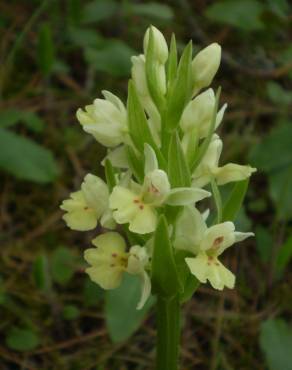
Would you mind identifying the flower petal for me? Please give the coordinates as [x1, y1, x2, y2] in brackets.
[201, 222, 235, 254]
[166, 187, 211, 206]
[91, 232, 126, 252]
[85, 266, 123, 290]
[185, 254, 209, 283]
[109, 186, 139, 224]
[81, 174, 109, 215]
[137, 271, 152, 310]
[215, 164, 256, 186]
[129, 205, 157, 234]
[174, 206, 207, 253]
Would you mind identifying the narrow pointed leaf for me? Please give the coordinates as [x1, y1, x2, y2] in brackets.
[126, 146, 144, 183]
[167, 34, 177, 86]
[127, 81, 157, 153]
[152, 215, 182, 296]
[165, 41, 193, 130]
[104, 159, 116, 192]
[222, 179, 249, 222]
[168, 132, 191, 188]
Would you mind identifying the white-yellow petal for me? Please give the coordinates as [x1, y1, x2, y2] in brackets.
[208, 261, 235, 290]
[174, 206, 207, 253]
[109, 186, 139, 224]
[201, 222, 235, 254]
[81, 174, 108, 215]
[91, 232, 126, 252]
[186, 253, 235, 290]
[136, 271, 151, 310]
[85, 265, 123, 290]
[129, 204, 157, 234]
[84, 232, 127, 290]
[60, 191, 98, 231]
[214, 164, 256, 186]
[185, 254, 209, 283]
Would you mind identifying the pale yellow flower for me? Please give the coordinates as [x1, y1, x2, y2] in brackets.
[175, 206, 253, 290]
[76, 91, 128, 147]
[60, 174, 114, 231]
[84, 232, 151, 309]
[192, 135, 256, 187]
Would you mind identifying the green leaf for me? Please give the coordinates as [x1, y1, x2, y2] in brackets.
[126, 146, 144, 183]
[276, 236, 292, 276]
[51, 247, 75, 285]
[105, 274, 154, 342]
[205, 0, 265, 31]
[37, 23, 55, 76]
[0, 109, 22, 128]
[6, 327, 39, 352]
[267, 0, 290, 19]
[249, 124, 292, 173]
[33, 254, 52, 292]
[69, 27, 103, 48]
[222, 179, 249, 222]
[62, 304, 80, 320]
[0, 128, 58, 183]
[83, 279, 103, 307]
[0, 109, 44, 132]
[165, 41, 193, 131]
[152, 215, 182, 296]
[85, 41, 135, 77]
[104, 159, 116, 192]
[67, 0, 82, 26]
[82, 0, 118, 24]
[131, 3, 174, 21]
[249, 124, 292, 219]
[266, 82, 292, 106]
[21, 111, 45, 132]
[255, 226, 274, 263]
[127, 81, 159, 153]
[260, 319, 292, 370]
[167, 34, 178, 86]
[269, 166, 292, 219]
[211, 176, 223, 223]
[168, 132, 191, 188]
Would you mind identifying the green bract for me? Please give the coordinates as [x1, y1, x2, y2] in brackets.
[61, 26, 255, 310]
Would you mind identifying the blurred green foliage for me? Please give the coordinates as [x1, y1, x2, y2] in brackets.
[0, 0, 291, 369]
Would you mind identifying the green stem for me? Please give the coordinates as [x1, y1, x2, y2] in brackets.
[156, 295, 181, 370]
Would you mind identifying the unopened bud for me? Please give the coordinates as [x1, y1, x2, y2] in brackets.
[192, 43, 221, 91]
[143, 26, 168, 65]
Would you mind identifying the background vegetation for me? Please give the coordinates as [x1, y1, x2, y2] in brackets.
[0, 0, 291, 369]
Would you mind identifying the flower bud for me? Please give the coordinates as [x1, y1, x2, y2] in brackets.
[180, 89, 227, 138]
[143, 26, 169, 65]
[131, 55, 161, 128]
[131, 55, 148, 98]
[192, 43, 221, 92]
